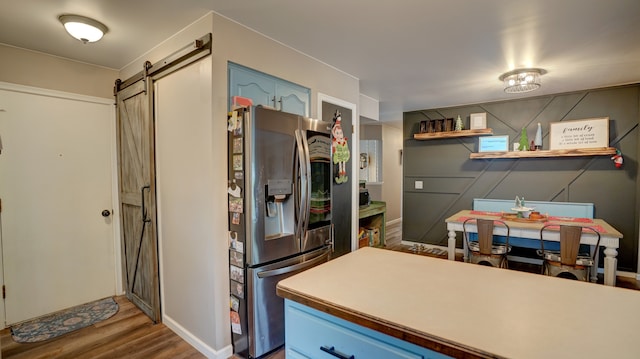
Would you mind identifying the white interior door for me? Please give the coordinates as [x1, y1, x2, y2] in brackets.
[0, 84, 117, 325]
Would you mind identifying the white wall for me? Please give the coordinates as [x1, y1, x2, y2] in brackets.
[155, 56, 220, 356]
[360, 93, 379, 121]
[0, 44, 118, 98]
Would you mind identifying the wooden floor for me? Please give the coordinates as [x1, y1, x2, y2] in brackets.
[3, 221, 637, 359]
[1, 296, 205, 359]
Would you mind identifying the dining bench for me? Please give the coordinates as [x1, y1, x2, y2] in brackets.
[472, 198, 594, 218]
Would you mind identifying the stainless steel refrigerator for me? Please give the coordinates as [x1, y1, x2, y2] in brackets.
[227, 106, 333, 358]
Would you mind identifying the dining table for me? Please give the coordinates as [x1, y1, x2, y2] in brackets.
[445, 210, 623, 286]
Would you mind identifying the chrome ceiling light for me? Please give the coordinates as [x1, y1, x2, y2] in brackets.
[59, 14, 108, 44]
[499, 68, 546, 93]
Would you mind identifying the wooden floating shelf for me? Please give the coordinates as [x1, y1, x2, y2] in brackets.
[469, 147, 617, 159]
[413, 128, 493, 140]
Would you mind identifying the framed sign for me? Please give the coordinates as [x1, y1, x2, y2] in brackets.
[478, 135, 509, 152]
[549, 117, 609, 150]
[470, 112, 487, 130]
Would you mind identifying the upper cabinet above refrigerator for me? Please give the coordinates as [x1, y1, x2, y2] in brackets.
[229, 62, 311, 116]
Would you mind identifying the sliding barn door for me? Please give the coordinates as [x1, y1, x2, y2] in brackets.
[115, 80, 160, 323]
[114, 34, 211, 324]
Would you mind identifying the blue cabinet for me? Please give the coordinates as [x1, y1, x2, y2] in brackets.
[229, 63, 310, 116]
[284, 299, 451, 359]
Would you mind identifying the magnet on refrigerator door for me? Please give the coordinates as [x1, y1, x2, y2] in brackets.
[233, 155, 243, 171]
[230, 265, 244, 283]
[228, 182, 242, 197]
[230, 295, 240, 312]
[229, 231, 243, 253]
[230, 249, 243, 267]
[229, 197, 243, 213]
[230, 311, 242, 334]
[227, 110, 243, 136]
[231, 280, 244, 299]
[233, 138, 243, 154]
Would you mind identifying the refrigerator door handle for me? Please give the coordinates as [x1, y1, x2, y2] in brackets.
[300, 130, 312, 244]
[257, 249, 329, 278]
[294, 132, 301, 234]
[294, 129, 309, 242]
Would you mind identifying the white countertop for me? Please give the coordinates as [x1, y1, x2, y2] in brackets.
[277, 247, 640, 359]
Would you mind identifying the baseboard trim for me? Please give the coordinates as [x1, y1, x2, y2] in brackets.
[386, 218, 402, 226]
[162, 315, 233, 359]
[615, 270, 637, 279]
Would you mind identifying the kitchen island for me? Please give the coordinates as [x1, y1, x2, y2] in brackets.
[276, 247, 640, 359]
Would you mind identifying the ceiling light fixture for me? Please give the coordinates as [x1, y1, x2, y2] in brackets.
[59, 14, 108, 44]
[499, 68, 546, 94]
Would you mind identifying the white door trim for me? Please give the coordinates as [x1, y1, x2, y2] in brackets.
[0, 82, 114, 106]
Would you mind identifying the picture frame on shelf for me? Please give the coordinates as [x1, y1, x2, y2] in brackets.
[478, 135, 509, 152]
[470, 112, 487, 130]
[549, 117, 609, 150]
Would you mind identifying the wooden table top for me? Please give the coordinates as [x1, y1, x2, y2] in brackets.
[446, 209, 623, 238]
[277, 247, 640, 359]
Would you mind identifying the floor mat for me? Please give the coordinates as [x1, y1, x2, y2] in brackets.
[10, 297, 119, 343]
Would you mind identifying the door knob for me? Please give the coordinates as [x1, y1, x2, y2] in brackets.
[102, 209, 111, 217]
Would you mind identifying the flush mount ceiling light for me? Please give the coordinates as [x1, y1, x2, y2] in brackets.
[59, 14, 108, 44]
[499, 68, 546, 94]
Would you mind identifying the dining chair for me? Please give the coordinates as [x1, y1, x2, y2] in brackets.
[538, 224, 601, 281]
[463, 218, 511, 268]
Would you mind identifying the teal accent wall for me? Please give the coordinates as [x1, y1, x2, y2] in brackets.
[403, 84, 639, 272]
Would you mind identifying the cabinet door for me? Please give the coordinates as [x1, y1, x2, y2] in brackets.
[276, 81, 310, 116]
[229, 64, 275, 109]
[285, 300, 451, 359]
[229, 63, 310, 117]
